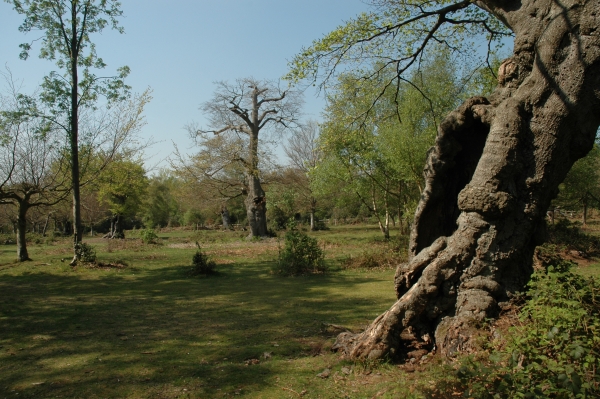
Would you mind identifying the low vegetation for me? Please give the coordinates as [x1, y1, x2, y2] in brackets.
[275, 225, 326, 276]
[453, 260, 599, 398]
[189, 243, 217, 276]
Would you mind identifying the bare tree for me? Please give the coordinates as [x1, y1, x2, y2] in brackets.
[284, 120, 321, 230]
[0, 80, 70, 261]
[289, 0, 600, 361]
[191, 78, 302, 237]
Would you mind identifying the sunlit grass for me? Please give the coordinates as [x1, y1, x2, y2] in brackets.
[0, 225, 426, 398]
[3, 222, 594, 398]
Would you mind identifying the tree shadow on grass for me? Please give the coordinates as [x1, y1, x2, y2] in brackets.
[0, 260, 394, 398]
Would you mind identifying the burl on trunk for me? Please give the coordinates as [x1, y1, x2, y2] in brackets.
[334, 0, 600, 361]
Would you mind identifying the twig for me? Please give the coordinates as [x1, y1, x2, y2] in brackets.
[276, 384, 305, 397]
[322, 322, 351, 332]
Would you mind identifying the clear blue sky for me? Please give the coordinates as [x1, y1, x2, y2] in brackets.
[0, 0, 372, 171]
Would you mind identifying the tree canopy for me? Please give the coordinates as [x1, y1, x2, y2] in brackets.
[286, 0, 511, 100]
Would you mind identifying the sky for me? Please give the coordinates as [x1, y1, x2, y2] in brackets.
[0, 0, 373, 172]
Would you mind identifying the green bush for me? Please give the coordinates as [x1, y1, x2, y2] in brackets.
[0, 233, 14, 245]
[275, 229, 326, 276]
[455, 260, 600, 398]
[183, 209, 204, 227]
[75, 242, 96, 263]
[139, 229, 159, 244]
[268, 206, 289, 231]
[189, 243, 216, 276]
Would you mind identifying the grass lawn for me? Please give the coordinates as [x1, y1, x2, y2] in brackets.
[1, 222, 597, 398]
[0, 225, 437, 399]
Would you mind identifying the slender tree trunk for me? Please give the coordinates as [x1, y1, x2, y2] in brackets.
[69, 9, 82, 266]
[371, 185, 388, 238]
[16, 201, 30, 262]
[310, 197, 317, 231]
[384, 209, 390, 239]
[582, 194, 589, 226]
[42, 213, 51, 237]
[334, 0, 600, 361]
[384, 183, 390, 239]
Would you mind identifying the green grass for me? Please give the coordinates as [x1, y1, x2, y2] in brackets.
[3, 223, 596, 398]
[0, 226, 427, 398]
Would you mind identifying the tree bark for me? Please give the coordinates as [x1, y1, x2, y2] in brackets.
[69, 5, 82, 266]
[42, 213, 51, 237]
[310, 197, 317, 231]
[334, 0, 600, 361]
[371, 184, 390, 239]
[245, 89, 269, 238]
[16, 201, 30, 262]
[111, 214, 125, 239]
[221, 206, 231, 229]
[245, 174, 268, 237]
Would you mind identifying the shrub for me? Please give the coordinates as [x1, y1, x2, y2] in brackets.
[139, 229, 159, 244]
[275, 229, 326, 276]
[190, 242, 216, 276]
[268, 206, 289, 232]
[454, 260, 600, 398]
[75, 242, 96, 263]
[0, 233, 14, 245]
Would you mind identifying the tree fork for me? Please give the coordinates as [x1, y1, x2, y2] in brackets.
[334, 0, 600, 360]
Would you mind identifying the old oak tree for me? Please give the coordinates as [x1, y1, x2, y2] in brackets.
[289, 0, 600, 360]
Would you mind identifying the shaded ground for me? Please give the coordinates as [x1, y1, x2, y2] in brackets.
[0, 222, 597, 398]
[0, 226, 418, 398]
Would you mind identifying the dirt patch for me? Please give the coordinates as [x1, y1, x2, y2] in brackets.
[167, 243, 196, 249]
[83, 261, 128, 270]
[563, 250, 597, 267]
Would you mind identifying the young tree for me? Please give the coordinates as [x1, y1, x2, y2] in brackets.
[142, 171, 183, 229]
[289, 0, 600, 361]
[284, 120, 321, 230]
[314, 52, 461, 238]
[191, 78, 302, 237]
[0, 88, 70, 261]
[80, 183, 109, 235]
[97, 157, 147, 238]
[6, 0, 130, 264]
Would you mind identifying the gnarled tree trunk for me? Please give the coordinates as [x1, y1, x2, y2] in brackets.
[245, 115, 268, 237]
[334, 0, 600, 361]
[245, 174, 268, 237]
[106, 214, 124, 239]
[221, 206, 231, 230]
